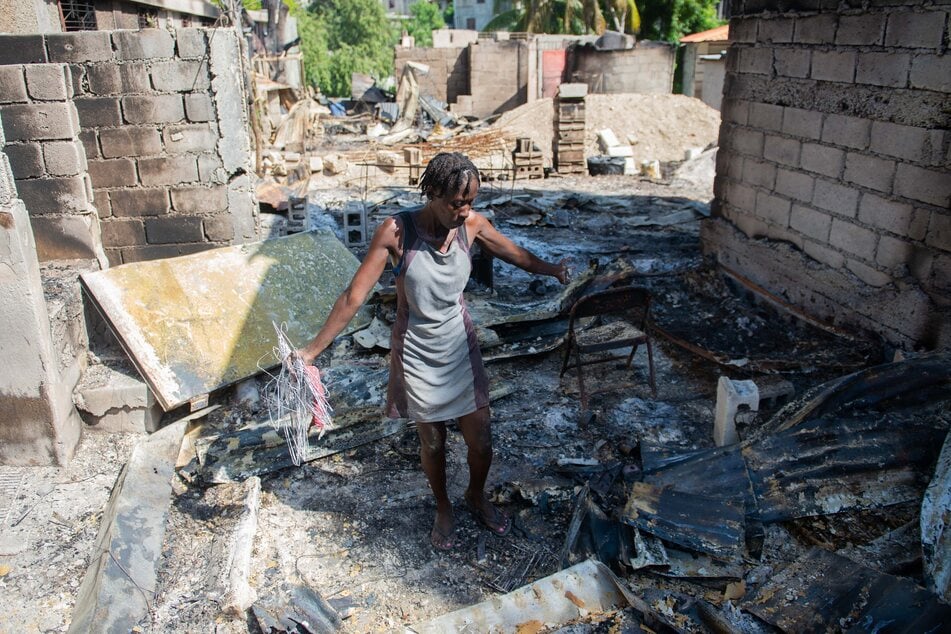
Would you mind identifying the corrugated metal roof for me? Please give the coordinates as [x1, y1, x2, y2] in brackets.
[680, 24, 730, 43]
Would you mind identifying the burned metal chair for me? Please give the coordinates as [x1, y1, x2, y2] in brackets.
[560, 286, 657, 415]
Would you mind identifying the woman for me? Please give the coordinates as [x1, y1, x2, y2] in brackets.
[297, 152, 568, 550]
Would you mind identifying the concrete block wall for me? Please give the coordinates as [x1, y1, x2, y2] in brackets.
[466, 40, 529, 118]
[394, 46, 469, 105]
[568, 43, 676, 94]
[0, 27, 257, 266]
[0, 109, 82, 465]
[705, 1, 950, 349]
[0, 63, 104, 261]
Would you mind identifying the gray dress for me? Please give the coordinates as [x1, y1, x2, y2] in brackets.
[386, 210, 489, 422]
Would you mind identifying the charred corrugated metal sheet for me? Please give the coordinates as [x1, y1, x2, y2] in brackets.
[641, 443, 756, 515]
[742, 548, 951, 633]
[621, 482, 746, 562]
[921, 430, 951, 602]
[743, 417, 945, 522]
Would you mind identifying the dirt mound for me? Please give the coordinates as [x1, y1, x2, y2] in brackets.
[487, 93, 721, 169]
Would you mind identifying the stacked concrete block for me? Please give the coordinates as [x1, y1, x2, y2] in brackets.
[568, 43, 675, 94]
[512, 137, 544, 180]
[555, 84, 587, 175]
[705, 2, 951, 348]
[394, 46, 469, 106]
[0, 61, 104, 261]
[0, 27, 257, 266]
[0, 110, 82, 465]
[466, 40, 528, 119]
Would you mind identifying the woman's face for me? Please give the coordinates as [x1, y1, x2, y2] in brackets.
[430, 175, 480, 230]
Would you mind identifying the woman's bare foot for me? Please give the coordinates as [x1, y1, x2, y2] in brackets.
[431, 508, 456, 551]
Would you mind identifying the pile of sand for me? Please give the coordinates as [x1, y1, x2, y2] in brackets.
[489, 93, 721, 168]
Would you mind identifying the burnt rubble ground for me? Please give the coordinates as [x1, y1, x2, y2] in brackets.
[2, 173, 949, 633]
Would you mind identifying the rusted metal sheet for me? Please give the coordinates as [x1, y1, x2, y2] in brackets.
[642, 443, 756, 515]
[743, 417, 945, 522]
[754, 351, 951, 439]
[742, 547, 951, 632]
[621, 482, 746, 562]
[410, 559, 658, 634]
[80, 230, 370, 410]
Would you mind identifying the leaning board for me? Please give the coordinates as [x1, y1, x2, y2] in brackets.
[81, 230, 367, 411]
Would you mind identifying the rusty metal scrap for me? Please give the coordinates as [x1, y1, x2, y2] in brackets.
[622, 482, 746, 562]
[742, 547, 951, 633]
[743, 416, 946, 522]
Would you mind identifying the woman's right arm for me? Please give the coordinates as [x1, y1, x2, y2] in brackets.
[296, 217, 400, 364]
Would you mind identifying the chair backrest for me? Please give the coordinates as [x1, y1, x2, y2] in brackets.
[567, 286, 651, 330]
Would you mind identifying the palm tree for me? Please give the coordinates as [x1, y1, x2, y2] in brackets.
[485, 0, 639, 36]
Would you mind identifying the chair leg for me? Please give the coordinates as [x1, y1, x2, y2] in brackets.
[625, 343, 638, 368]
[575, 349, 588, 413]
[560, 340, 572, 377]
[646, 339, 657, 398]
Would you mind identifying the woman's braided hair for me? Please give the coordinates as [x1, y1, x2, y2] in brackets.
[419, 152, 480, 200]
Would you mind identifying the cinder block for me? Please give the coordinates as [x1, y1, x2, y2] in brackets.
[161, 123, 218, 154]
[846, 258, 892, 288]
[756, 190, 791, 227]
[713, 377, 759, 446]
[858, 193, 916, 237]
[731, 17, 758, 43]
[803, 239, 846, 269]
[93, 189, 111, 217]
[137, 156, 198, 186]
[856, 51, 909, 88]
[100, 218, 146, 246]
[749, 102, 783, 131]
[46, 32, 113, 63]
[4, 142, 44, 179]
[811, 50, 856, 83]
[935, 255, 951, 291]
[170, 185, 228, 213]
[79, 130, 99, 160]
[16, 176, 88, 215]
[121, 95, 184, 124]
[830, 218, 878, 260]
[843, 152, 895, 193]
[43, 141, 84, 177]
[727, 181, 757, 213]
[926, 211, 951, 253]
[197, 154, 224, 183]
[885, 11, 946, 49]
[86, 62, 150, 95]
[743, 159, 776, 189]
[794, 14, 837, 44]
[110, 188, 169, 217]
[183, 93, 214, 123]
[74, 97, 122, 127]
[773, 49, 810, 79]
[782, 107, 822, 140]
[813, 178, 859, 217]
[721, 99, 749, 125]
[175, 28, 207, 59]
[145, 215, 203, 244]
[113, 29, 175, 61]
[822, 114, 870, 150]
[204, 213, 234, 242]
[730, 127, 764, 156]
[738, 47, 773, 75]
[0, 103, 76, 141]
[68, 63, 84, 97]
[75, 363, 163, 433]
[775, 168, 815, 202]
[150, 60, 209, 92]
[87, 158, 137, 188]
[836, 13, 885, 46]
[874, 122, 944, 166]
[894, 163, 951, 208]
[875, 234, 914, 270]
[757, 18, 794, 43]
[0, 35, 47, 64]
[763, 135, 800, 167]
[732, 210, 769, 239]
[790, 204, 832, 241]
[120, 242, 208, 263]
[0, 66, 28, 103]
[100, 127, 162, 158]
[800, 143, 844, 178]
[909, 54, 951, 93]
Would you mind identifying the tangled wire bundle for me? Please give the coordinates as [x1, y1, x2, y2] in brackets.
[263, 322, 333, 466]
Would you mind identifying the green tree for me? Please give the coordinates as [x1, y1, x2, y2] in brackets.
[637, 0, 721, 42]
[485, 0, 641, 35]
[404, 1, 446, 47]
[307, 0, 399, 96]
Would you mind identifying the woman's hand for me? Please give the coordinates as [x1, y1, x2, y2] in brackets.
[553, 258, 571, 285]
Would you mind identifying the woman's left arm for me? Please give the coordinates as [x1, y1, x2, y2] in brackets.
[468, 212, 570, 284]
